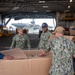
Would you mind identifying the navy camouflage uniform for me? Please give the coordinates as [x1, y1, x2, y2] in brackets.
[38, 30, 52, 49]
[46, 36, 75, 75]
[10, 34, 30, 50]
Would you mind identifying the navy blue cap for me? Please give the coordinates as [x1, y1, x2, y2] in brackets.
[42, 23, 48, 28]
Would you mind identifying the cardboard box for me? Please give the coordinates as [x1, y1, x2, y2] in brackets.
[64, 35, 73, 41]
[48, 35, 73, 41]
[0, 49, 52, 75]
[1, 48, 27, 59]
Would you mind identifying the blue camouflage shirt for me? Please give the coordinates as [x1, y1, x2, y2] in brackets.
[46, 36, 75, 75]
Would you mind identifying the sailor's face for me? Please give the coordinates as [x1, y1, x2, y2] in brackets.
[42, 27, 48, 32]
[18, 28, 23, 35]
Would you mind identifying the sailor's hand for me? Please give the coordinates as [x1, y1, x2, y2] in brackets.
[3, 55, 14, 60]
[39, 51, 46, 57]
